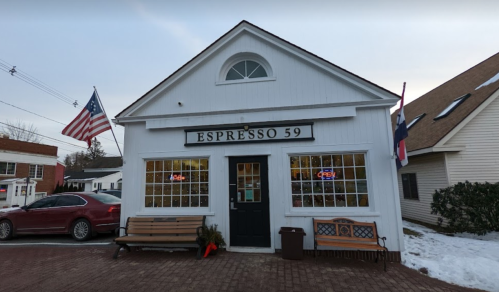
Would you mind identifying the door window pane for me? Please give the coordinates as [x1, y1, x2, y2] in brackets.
[236, 162, 261, 203]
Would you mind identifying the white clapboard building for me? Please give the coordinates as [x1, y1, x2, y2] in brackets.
[115, 21, 404, 260]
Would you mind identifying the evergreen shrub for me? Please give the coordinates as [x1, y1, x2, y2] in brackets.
[431, 181, 499, 235]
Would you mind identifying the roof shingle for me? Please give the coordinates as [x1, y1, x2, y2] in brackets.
[391, 52, 499, 152]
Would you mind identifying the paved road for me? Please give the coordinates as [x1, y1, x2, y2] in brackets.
[0, 245, 481, 292]
[0, 232, 116, 246]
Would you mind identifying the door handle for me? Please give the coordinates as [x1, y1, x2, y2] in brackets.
[230, 202, 238, 210]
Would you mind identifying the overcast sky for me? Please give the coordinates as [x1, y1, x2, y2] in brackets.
[1, 0, 498, 158]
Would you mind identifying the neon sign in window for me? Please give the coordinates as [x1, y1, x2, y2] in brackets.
[170, 174, 186, 181]
[317, 169, 336, 180]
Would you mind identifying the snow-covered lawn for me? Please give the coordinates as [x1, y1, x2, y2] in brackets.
[402, 220, 499, 292]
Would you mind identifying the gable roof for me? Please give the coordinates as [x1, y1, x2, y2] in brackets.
[64, 171, 119, 180]
[391, 52, 499, 152]
[116, 20, 399, 119]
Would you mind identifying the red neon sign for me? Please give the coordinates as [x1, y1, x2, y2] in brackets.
[170, 174, 186, 181]
[317, 169, 336, 180]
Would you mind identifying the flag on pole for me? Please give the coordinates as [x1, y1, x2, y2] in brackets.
[62, 90, 112, 147]
[394, 82, 408, 169]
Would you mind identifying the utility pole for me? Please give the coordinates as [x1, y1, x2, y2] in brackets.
[24, 177, 30, 206]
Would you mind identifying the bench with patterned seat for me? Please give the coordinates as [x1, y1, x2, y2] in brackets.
[313, 217, 388, 270]
[113, 216, 206, 259]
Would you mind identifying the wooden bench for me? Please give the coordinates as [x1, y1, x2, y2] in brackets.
[313, 217, 388, 270]
[113, 216, 206, 260]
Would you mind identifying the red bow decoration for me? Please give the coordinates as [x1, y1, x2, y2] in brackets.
[203, 242, 218, 258]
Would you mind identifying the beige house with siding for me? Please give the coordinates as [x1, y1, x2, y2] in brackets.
[391, 52, 499, 225]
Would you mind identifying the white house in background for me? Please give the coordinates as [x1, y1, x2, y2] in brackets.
[114, 21, 404, 261]
[0, 178, 38, 207]
[391, 52, 499, 225]
[64, 157, 123, 191]
[65, 171, 122, 192]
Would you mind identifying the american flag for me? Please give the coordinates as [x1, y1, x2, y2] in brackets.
[62, 91, 112, 147]
[394, 82, 408, 169]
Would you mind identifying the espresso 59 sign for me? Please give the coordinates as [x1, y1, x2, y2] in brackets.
[185, 124, 314, 146]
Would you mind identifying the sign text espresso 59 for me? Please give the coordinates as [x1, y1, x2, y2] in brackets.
[185, 124, 313, 145]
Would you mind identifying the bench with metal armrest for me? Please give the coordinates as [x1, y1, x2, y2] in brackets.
[313, 217, 388, 271]
[113, 216, 206, 259]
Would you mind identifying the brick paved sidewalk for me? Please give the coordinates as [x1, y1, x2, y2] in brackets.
[0, 246, 480, 292]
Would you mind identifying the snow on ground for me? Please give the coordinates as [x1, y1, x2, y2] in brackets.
[402, 220, 499, 292]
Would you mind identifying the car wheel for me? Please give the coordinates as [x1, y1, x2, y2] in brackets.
[71, 219, 92, 241]
[0, 220, 13, 240]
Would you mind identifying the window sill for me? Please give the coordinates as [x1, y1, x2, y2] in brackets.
[136, 209, 215, 216]
[285, 210, 380, 217]
[215, 77, 276, 86]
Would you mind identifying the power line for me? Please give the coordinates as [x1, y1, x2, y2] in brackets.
[0, 58, 124, 145]
[0, 121, 121, 156]
[0, 62, 79, 107]
[0, 99, 124, 145]
[0, 99, 66, 125]
[0, 58, 77, 105]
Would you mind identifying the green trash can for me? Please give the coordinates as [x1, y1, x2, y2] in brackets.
[279, 227, 306, 260]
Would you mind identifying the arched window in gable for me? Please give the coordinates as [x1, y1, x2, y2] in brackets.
[226, 60, 268, 80]
[218, 53, 274, 85]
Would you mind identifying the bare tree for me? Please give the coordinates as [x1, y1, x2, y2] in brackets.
[1, 120, 42, 143]
[86, 138, 106, 160]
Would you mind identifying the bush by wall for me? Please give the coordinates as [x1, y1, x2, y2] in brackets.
[431, 181, 499, 235]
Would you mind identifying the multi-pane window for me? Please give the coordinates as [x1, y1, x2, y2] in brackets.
[237, 163, 261, 202]
[401, 173, 419, 200]
[145, 158, 209, 208]
[29, 165, 43, 179]
[226, 60, 268, 80]
[290, 153, 369, 208]
[0, 162, 16, 175]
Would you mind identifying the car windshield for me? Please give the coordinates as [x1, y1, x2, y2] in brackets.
[87, 193, 121, 204]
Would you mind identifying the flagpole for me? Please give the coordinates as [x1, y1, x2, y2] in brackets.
[93, 86, 123, 158]
[393, 82, 406, 158]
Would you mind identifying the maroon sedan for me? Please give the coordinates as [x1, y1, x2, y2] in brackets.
[0, 192, 121, 241]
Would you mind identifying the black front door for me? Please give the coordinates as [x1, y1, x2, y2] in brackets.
[229, 156, 270, 247]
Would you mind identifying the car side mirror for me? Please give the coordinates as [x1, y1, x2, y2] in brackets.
[21, 206, 28, 211]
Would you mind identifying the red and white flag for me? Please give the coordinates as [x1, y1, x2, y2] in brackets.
[394, 82, 408, 169]
[62, 91, 112, 147]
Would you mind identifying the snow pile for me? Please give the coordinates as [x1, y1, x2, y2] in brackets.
[402, 220, 499, 292]
[476, 72, 499, 90]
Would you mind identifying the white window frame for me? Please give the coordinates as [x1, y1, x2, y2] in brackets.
[137, 151, 214, 216]
[144, 158, 210, 209]
[281, 145, 380, 218]
[0, 162, 16, 175]
[217, 53, 275, 86]
[29, 164, 44, 179]
[289, 153, 369, 208]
